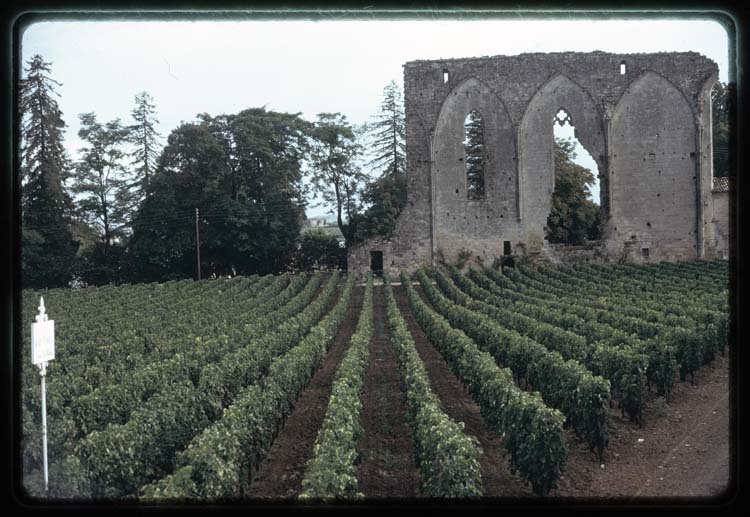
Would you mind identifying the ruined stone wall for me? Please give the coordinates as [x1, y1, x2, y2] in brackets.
[711, 191, 732, 260]
[348, 51, 720, 275]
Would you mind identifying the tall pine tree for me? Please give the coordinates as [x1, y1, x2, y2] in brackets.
[129, 91, 161, 199]
[350, 80, 407, 242]
[464, 109, 486, 200]
[19, 54, 79, 288]
[366, 80, 406, 180]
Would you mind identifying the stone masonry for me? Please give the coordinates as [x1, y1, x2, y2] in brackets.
[348, 52, 727, 277]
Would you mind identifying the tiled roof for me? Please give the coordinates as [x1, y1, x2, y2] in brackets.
[712, 177, 733, 193]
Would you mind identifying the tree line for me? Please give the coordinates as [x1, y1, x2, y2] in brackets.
[20, 54, 735, 289]
[20, 55, 407, 288]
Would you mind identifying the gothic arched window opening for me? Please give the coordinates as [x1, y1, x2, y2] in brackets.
[464, 109, 486, 200]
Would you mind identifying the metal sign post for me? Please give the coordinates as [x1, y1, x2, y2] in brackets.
[31, 296, 54, 493]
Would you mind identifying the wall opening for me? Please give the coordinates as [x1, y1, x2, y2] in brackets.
[545, 108, 601, 245]
[370, 250, 383, 276]
[620, 61, 627, 75]
[464, 109, 486, 200]
[711, 80, 734, 180]
[443, 69, 449, 83]
[503, 241, 511, 255]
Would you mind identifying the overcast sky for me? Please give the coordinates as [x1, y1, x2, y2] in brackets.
[21, 16, 731, 218]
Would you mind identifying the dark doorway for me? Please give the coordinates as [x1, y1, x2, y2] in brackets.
[370, 250, 384, 276]
[503, 241, 512, 255]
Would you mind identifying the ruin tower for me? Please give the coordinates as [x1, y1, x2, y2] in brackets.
[348, 51, 724, 276]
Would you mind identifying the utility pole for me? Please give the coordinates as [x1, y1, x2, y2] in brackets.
[195, 208, 201, 280]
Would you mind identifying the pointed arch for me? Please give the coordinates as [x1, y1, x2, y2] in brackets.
[615, 70, 697, 123]
[517, 73, 606, 239]
[609, 70, 698, 261]
[430, 76, 517, 261]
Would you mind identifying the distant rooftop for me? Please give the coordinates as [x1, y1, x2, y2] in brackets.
[712, 177, 734, 193]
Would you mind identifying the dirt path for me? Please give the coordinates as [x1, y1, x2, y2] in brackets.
[246, 284, 364, 499]
[553, 352, 731, 500]
[394, 285, 533, 498]
[357, 285, 421, 498]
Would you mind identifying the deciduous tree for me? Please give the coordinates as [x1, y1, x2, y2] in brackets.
[308, 113, 366, 248]
[71, 113, 134, 284]
[546, 138, 600, 245]
[129, 108, 310, 281]
[711, 81, 735, 178]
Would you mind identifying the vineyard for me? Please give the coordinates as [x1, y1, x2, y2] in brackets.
[20, 260, 731, 500]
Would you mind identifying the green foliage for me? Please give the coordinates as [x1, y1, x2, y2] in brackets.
[711, 81, 735, 177]
[129, 107, 309, 281]
[72, 113, 134, 285]
[420, 268, 611, 458]
[308, 113, 366, 247]
[365, 80, 406, 179]
[349, 170, 407, 243]
[19, 261, 727, 499]
[546, 138, 600, 244]
[128, 91, 162, 199]
[68, 275, 309, 438]
[384, 278, 483, 497]
[292, 228, 343, 272]
[20, 54, 79, 288]
[402, 271, 567, 496]
[349, 81, 407, 243]
[140, 274, 355, 500]
[43, 274, 340, 498]
[299, 274, 373, 500]
[464, 110, 485, 200]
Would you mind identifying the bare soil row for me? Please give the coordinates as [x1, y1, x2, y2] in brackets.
[245, 283, 732, 502]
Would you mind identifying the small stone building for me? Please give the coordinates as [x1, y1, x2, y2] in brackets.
[349, 51, 730, 276]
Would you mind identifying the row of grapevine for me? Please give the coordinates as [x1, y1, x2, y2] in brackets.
[384, 278, 483, 497]
[78, 273, 340, 498]
[544, 263, 727, 323]
[22, 274, 309, 483]
[444, 267, 650, 424]
[517, 264, 727, 380]
[71, 274, 322, 437]
[299, 273, 374, 499]
[492, 266, 714, 394]
[401, 272, 566, 496]
[417, 269, 611, 458]
[28, 273, 340, 498]
[471, 267, 663, 414]
[139, 274, 356, 500]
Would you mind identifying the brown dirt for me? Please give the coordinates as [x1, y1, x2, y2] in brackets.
[243, 278, 732, 503]
[356, 285, 422, 498]
[401, 282, 732, 502]
[245, 284, 364, 499]
[394, 284, 534, 498]
[553, 352, 732, 501]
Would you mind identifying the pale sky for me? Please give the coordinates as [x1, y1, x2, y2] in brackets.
[21, 17, 731, 218]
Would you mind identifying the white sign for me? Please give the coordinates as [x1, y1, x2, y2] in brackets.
[31, 297, 55, 365]
[32, 320, 55, 364]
